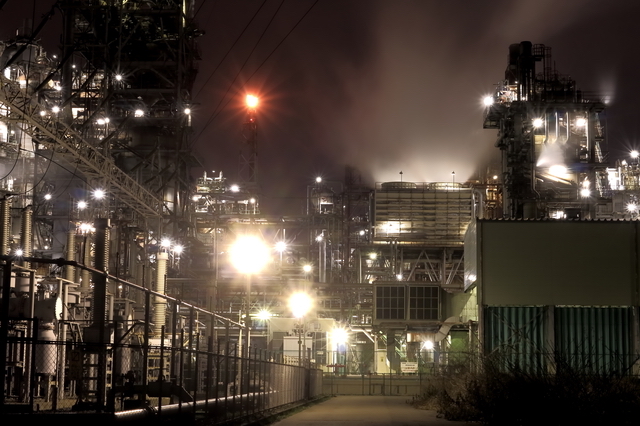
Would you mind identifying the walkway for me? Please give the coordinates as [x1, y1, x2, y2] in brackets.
[273, 395, 474, 425]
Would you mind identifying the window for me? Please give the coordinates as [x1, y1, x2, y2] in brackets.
[375, 286, 405, 320]
[408, 286, 439, 320]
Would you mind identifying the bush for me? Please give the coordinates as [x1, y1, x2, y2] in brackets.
[416, 353, 640, 425]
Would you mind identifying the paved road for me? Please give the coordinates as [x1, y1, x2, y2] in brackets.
[272, 395, 474, 425]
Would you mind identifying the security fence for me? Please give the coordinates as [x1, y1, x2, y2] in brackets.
[0, 256, 323, 423]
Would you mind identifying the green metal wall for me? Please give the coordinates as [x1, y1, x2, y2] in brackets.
[484, 306, 635, 375]
[555, 306, 633, 375]
[484, 306, 548, 373]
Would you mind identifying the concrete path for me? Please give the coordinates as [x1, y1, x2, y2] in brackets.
[272, 395, 474, 425]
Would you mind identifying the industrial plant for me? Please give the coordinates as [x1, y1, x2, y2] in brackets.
[0, 1, 638, 420]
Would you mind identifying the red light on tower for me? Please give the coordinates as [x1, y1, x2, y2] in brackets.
[246, 95, 258, 108]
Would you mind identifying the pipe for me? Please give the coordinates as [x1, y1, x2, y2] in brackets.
[65, 229, 75, 282]
[0, 196, 10, 255]
[154, 252, 168, 335]
[20, 206, 32, 270]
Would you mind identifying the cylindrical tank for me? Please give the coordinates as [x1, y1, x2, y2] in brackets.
[35, 324, 57, 375]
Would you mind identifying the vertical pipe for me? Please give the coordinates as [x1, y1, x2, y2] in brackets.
[65, 230, 75, 281]
[0, 259, 12, 408]
[154, 252, 168, 335]
[0, 197, 11, 255]
[92, 218, 110, 411]
[20, 206, 32, 270]
[81, 234, 91, 290]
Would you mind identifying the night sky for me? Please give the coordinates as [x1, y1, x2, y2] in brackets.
[1, 1, 639, 215]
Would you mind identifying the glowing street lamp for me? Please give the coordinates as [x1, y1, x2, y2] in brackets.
[289, 292, 313, 363]
[230, 235, 270, 352]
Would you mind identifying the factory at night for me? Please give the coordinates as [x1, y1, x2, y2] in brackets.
[0, 1, 639, 422]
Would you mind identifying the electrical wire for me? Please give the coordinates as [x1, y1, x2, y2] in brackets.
[192, 0, 320, 146]
[193, 0, 269, 100]
[193, 0, 286, 144]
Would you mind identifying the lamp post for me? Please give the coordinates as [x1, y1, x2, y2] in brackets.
[229, 235, 270, 354]
[289, 292, 312, 365]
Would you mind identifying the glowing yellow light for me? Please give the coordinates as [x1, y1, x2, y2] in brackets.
[549, 165, 567, 176]
[289, 292, 312, 318]
[331, 328, 348, 346]
[256, 309, 272, 321]
[230, 235, 270, 274]
[246, 95, 259, 108]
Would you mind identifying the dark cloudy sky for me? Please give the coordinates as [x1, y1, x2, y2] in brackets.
[1, 1, 639, 215]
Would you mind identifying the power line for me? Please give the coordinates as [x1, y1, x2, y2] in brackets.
[192, 0, 320, 146]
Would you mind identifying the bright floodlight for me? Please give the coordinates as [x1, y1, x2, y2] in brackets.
[289, 292, 312, 318]
[39, 110, 46, 116]
[184, 108, 191, 115]
[230, 235, 270, 274]
[368, 252, 377, 260]
[275, 241, 287, 253]
[51, 106, 60, 114]
[160, 238, 172, 248]
[631, 150, 639, 159]
[396, 274, 403, 281]
[230, 184, 240, 193]
[256, 309, 272, 321]
[315, 176, 322, 183]
[77, 200, 87, 210]
[575, 117, 587, 127]
[15, 249, 23, 256]
[627, 203, 638, 213]
[44, 193, 52, 200]
[331, 328, 348, 346]
[134, 109, 144, 117]
[115, 74, 123, 81]
[246, 95, 259, 108]
[580, 188, 591, 198]
[549, 165, 567, 176]
[483, 96, 494, 106]
[302, 264, 312, 273]
[173, 244, 184, 255]
[532, 118, 544, 128]
[93, 189, 105, 199]
[423, 340, 434, 350]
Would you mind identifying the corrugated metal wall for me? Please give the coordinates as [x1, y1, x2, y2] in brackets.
[484, 306, 635, 375]
[555, 306, 633, 375]
[484, 306, 548, 373]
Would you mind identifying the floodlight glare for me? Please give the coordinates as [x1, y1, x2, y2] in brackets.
[275, 241, 287, 253]
[631, 150, 639, 159]
[289, 292, 312, 318]
[230, 235, 270, 274]
[246, 95, 259, 108]
[532, 118, 544, 128]
[256, 309, 272, 321]
[580, 188, 591, 198]
[93, 189, 106, 199]
[575, 117, 587, 127]
[331, 328, 348, 346]
[483, 96, 494, 106]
